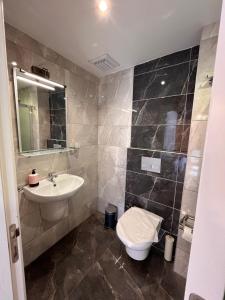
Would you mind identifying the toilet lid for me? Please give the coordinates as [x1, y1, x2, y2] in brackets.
[117, 207, 162, 246]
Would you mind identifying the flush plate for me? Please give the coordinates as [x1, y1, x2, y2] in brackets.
[141, 157, 161, 173]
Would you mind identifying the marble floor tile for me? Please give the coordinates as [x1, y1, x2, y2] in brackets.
[25, 213, 186, 300]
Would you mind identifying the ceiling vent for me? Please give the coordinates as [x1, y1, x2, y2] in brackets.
[89, 54, 120, 72]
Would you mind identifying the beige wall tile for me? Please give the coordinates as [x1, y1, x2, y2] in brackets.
[98, 145, 127, 169]
[98, 68, 133, 108]
[23, 218, 69, 266]
[20, 209, 43, 246]
[201, 22, 219, 40]
[191, 87, 211, 121]
[18, 191, 39, 218]
[97, 68, 133, 216]
[98, 166, 126, 217]
[192, 36, 218, 122]
[98, 105, 132, 126]
[173, 247, 190, 278]
[182, 23, 219, 225]
[184, 157, 202, 192]
[6, 24, 98, 264]
[188, 121, 207, 157]
[98, 125, 131, 148]
[67, 100, 98, 125]
[181, 189, 198, 216]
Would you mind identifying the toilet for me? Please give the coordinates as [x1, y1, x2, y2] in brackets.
[116, 207, 163, 261]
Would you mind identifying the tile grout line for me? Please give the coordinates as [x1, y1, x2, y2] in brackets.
[125, 191, 181, 211]
[134, 58, 198, 77]
[133, 92, 195, 102]
[126, 169, 185, 184]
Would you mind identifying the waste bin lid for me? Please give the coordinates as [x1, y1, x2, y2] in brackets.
[105, 204, 117, 214]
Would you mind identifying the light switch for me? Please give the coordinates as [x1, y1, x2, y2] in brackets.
[141, 156, 161, 173]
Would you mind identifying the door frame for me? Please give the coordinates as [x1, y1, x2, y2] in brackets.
[185, 0, 225, 299]
[0, 1, 26, 299]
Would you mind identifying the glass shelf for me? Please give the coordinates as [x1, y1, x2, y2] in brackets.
[19, 147, 78, 157]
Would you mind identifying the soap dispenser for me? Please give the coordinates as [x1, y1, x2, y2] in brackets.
[28, 169, 39, 187]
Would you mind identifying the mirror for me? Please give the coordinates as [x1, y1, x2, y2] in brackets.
[13, 68, 67, 153]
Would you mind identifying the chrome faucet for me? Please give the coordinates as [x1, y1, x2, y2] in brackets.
[48, 172, 58, 184]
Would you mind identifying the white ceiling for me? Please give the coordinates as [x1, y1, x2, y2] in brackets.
[3, 0, 222, 77]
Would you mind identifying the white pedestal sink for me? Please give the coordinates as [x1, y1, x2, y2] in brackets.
[23, 174, 84, 222]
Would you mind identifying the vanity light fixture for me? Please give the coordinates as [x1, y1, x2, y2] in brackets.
[17, 76, 55, 91]
[11, 61, 18, 66]
[98, 0, 108, 13]
[21, 69, 65, 89]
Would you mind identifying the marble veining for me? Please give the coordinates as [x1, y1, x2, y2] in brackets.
[131, 124, 190, 153]
[132, 94, 193, 126]
[98, 69, 133, 217]
[181, 23, 219, 221]
[133, 62, 190, 101]
[6, 24, 98, 265]
[126, 47, 199, 251]
[25, 213, 185, 300]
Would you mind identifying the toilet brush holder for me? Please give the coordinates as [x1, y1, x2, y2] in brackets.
[104, 204, 117, 229]
[164, 235, 175, 262]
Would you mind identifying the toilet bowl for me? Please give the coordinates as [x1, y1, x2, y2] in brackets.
[116, 207, 163, 260]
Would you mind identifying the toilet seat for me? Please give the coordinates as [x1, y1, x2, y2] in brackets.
[116, 207, 163, 251]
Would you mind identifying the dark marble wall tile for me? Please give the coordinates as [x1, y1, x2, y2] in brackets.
[191, 45, 200, 60]
[156, 49, 190, 69]
[50, 124, 66, 140]
[177, 155, 187, 182]
[127, 148, 180, 181]
[126, 171, 154, 198]
[126, 47, 198, 244]
[133, 62, 189, 100]
[49, 88, 66, 143]
[49, 90, 65, 109]
[127, 149, 187, 184]
[149, 178, 176, 208]
[125, 192, 147, 210]
[47, 139, 66, 148]
[131, 125, 189, 152]
[174, 183, 183, 210]
[180, 125, 190, 153]
[134, 58, 159, 76]
[147, 201, 173, 232]
[132, 95, 188, 126]
[171, 209, 181, 236]
[50, 109, 66, 125]
[185, 94, 194, 124]
[134, 48, 191, 76]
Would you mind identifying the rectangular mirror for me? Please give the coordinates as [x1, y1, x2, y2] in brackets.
[13, 68, 67, 153]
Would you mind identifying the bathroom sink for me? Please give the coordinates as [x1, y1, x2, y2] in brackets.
[24, 173, 84, 203]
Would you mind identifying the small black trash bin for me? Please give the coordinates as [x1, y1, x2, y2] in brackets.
[104, 204, 117, 229]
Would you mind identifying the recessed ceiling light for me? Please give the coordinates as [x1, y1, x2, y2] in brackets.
[161, 80, 166, 85]
[11, 61, 17, 66]
[98, 1, 108, 13]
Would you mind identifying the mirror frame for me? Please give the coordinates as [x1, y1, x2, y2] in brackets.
[13, 67, 67, 154]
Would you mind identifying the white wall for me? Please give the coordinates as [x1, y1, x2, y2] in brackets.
[185, 2, 225, 299]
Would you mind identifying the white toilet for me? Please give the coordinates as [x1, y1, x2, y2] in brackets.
[116, 206, 163, 261]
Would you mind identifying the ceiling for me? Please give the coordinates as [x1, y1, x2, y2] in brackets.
[3, 0, 222, 77]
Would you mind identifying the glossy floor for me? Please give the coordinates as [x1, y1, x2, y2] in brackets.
[25, 213, 185, 300]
